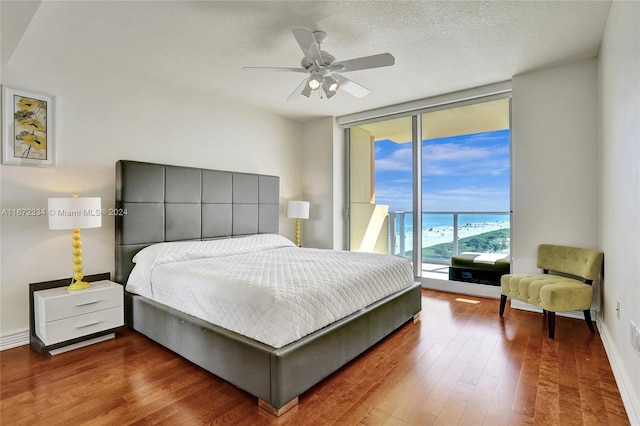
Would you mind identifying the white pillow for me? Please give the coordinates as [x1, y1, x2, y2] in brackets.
[125, 234, 295, 297]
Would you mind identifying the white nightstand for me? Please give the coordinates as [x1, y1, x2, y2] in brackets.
[33, 279, 124, 355]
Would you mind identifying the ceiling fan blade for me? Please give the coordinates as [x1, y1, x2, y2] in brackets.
[242, 66, 308, 73]
[287, 78, 312, 100]
[333, 74, 369, 98]
[291, 28, 323, 63]
[331, 53, 395, 72]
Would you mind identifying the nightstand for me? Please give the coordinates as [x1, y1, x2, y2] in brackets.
[29, 273, 124, 355]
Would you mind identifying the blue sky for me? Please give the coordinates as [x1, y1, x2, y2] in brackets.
[374, 129, 510, 212]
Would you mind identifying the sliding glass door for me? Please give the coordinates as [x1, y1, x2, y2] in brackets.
[349, 116, 413, 255]
[421, 98, 511, 273]
[347, 95, 511, 280]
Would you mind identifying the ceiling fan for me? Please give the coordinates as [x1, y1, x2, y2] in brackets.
[242, 28, 395, 100]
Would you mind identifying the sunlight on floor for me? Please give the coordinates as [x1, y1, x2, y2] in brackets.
[455, 297, 481, 304]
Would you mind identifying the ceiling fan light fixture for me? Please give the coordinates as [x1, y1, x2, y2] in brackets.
[324, 76, 339, 93]
[308, 75, 322, 91]
[301, 83, 312, 98]
[323, 86, 337, 99]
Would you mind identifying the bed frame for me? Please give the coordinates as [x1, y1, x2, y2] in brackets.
[114, 160, 422, 415]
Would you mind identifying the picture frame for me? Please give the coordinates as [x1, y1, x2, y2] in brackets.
[2, 86, 56, 167]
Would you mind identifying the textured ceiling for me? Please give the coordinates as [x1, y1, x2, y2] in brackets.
[2, 1, 612, 123]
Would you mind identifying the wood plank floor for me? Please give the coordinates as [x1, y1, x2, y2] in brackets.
[1, 289, 629, 425]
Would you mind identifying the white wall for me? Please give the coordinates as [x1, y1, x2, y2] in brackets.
[511, 59, 600, 272]
[0, 16, 303, 339]
[331, 122, 346, 250]
[598, 1, 640, 422]
[299, 117, 345, 251]
[300, 117, 335, 249]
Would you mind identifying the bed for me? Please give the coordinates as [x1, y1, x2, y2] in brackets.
[114, 160, 422, 415]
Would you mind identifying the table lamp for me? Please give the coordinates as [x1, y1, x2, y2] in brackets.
[48, 194, 102, 291]
[286, 200, 310, 247]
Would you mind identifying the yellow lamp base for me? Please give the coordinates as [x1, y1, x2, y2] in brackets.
[67, 280, 91, 291]
[294, 218, 302, 247]
[67, 227, 91, 291]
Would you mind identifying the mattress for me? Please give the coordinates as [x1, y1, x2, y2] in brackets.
[126, 234, 414, 348]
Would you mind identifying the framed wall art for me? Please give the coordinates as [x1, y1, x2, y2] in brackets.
[2, 86, 56, 167]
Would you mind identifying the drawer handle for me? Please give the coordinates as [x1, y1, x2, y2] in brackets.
[76, 320, 100, 329]
[75, 300, 101, 307]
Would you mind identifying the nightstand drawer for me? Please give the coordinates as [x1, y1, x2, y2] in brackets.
[37, 306, 124, 346]
[35, 280, 122, 322]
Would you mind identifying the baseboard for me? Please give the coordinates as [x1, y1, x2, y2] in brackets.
[597, 319, 640, 426]
[48, 333, 115, 355]
[0, 329, 29, 351]
[419, 277, 502, 299]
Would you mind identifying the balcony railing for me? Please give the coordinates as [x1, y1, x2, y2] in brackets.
[388, 211, 511, 264]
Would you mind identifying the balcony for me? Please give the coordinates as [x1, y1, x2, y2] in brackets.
[388, 211, 511, 278]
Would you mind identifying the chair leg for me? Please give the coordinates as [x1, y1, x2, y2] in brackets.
[548, 311, 556, 339]
[584, 310, 596, 333]
[499, 295, 507, 316]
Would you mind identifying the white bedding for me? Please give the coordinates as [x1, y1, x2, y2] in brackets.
[126, 234, 414, 348]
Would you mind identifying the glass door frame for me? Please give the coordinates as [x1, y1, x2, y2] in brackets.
[411, 115, 422, 278]
[343, 90, 512, 280]
[344, 114, 423, 279]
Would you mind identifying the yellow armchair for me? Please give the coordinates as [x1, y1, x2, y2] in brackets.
[499, 244, 604, 338]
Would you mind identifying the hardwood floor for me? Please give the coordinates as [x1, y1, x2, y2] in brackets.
[1, 289, 629, 425]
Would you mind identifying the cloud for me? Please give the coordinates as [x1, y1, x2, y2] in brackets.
[422, 143, 509, 177]
[375, 145, 413, 172]
[371, 130, 511, 211]
[374, 182, 510, 213]
[423, 143, 492, 162]
[375, 141, 509, 177]
[425, 186, 509, 210]
[374, 183, 414, 211]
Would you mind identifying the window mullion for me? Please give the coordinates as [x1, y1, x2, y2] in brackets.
[412, 115, 422, 278]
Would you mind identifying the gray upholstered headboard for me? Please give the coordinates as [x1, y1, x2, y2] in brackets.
[114, 160, 280, 284]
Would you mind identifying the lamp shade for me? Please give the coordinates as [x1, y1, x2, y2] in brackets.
[48, 197, 102, 230]
[286, 200, 310, 220]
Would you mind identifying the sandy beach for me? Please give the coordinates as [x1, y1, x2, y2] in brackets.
[396, 220, 509, 252]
